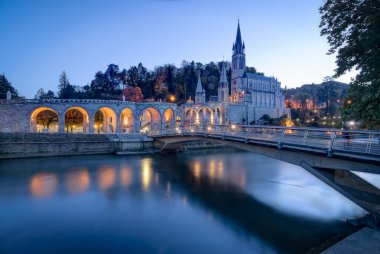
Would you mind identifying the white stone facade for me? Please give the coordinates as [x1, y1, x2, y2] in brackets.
[185, 21, 290, 125]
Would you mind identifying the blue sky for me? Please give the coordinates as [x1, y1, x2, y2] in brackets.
[0, 0, 354, 98]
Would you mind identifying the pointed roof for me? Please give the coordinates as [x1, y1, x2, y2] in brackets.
[233, 21, 244, 54]
[196, 72, 204, 93]
[219, 62, 228, 85]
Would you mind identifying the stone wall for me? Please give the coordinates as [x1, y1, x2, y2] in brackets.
[0, 133, 154, 159]
[0, 99, 177, 133]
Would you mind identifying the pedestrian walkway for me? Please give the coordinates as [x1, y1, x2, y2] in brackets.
[322, 227, 380, 254]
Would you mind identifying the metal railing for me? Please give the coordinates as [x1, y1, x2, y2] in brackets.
[150, 124, 380, 160]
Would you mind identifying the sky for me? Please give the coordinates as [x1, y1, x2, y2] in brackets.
[0, 0, 355, 99]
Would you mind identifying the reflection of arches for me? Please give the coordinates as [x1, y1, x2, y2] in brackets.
[65, 107, 89, 133]
[30, 107, 59, 133]
[120, 107, 134, 133]
[163, 108, 174, 129]
[94, 107, 117, 133]
[140, 107, 161, 133]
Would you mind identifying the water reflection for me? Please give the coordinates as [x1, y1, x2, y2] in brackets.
[141, 158, 152, 191]
[98, 167, 116, 191]
[65, 169, 89, 193]
[120, 166, 132, 188]
[0, 151, 367, 254]
[29, 173, 57, 197]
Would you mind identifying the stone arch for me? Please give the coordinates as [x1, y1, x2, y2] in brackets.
[30, 107, 59, 133]
[64, 106, 89, 133]
[184, 108, 197, 125]
[94, 107, 117, 133]
[199, 107, 213, 125]
[139, 107, 161, 134]
[163, 108, 174, 129]
[120, 107, 134, 133]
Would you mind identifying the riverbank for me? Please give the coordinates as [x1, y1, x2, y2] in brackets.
[0, 133, 154, 159]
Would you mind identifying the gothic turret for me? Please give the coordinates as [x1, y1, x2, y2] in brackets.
[231, 21, 246, 94]
[218, 62, 229, 103]
[195, 72, 205, 104]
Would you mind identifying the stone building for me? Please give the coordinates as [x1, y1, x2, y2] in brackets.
[184, 21, 290, 125]
[0, 98, 177, 134]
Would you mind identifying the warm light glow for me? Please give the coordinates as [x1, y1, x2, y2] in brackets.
[141, 158, 152, 191]
[120, 166, 133, 187]
[193, 160, 201, 179]
[30, 173, 58, 197]
[65, 169, 90, 193]
[169, 95, 176, 102]
[98, 167, 116, 191]
[231, 124, 236, 130]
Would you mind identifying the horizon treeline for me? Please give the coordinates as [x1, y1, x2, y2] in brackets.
[40, 61, 247, 104]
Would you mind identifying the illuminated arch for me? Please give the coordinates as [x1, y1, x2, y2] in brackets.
[163, 108, 174, 129]
[120, 107, 134, 133]
[30, 107, 59, 133]
[94, 107, 117, 133]
[140, 107, 161, 134]
[184, 109, 197, 125]
[64, 106, 89, 133]
[199, 107, 213, 125]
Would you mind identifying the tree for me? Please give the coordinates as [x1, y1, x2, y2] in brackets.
[320, 0, 380, 129]
[35, 88, 55, 99]
[58, 71, 75, 99]
[154, 68, 168, 100]
[0, 74, 19, 99]
[122, 86, 143, 102]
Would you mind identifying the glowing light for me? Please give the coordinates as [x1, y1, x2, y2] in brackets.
[193, 160, 201, 179]
[30, 173, 58, 197]
[231, 124, 236, 130]
[120, 166, 132, 187]
[141, 159, 152, 191]
[98, 167, 116, 191]
[65, 169, 90, 193]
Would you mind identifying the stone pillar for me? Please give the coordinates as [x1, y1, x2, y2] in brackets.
[89, 114, 95, 134]
[58, 113, 65, 133]
[116, 115, 121, 134]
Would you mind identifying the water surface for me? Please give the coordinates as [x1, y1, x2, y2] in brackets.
[0, 150, 365, 253]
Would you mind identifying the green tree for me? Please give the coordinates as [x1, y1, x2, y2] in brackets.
[58, 71, 75, 99]
[320, 0, 380, 129]
[0, 74, 19, 99]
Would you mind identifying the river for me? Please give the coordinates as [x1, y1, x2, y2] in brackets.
[0, 149, 366, 253]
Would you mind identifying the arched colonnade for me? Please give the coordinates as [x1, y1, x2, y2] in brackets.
[29, 104, 176, 134]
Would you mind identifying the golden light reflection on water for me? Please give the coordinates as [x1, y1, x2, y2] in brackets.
[141, 159, 152, 191]
[193, 160, 201, 180]
[120, 166, 133, 187]
[65, 169, 90, 193]
[29, 173, 58, 197]
[208, 160, 216, 179]
[98, 167, 116, 190]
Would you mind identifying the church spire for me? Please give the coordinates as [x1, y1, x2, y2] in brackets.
[233, 20, 244, 54]
[219, 62, 228, 86]
[196, 72, 204, 93]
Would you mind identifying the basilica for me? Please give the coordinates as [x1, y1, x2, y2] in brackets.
[184, 22, 289, 125]
[0, 22, 289, 135]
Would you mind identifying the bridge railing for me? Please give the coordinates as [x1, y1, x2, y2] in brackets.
[151, 124, 380, 159]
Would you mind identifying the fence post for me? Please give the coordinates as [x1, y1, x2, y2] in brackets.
[327, 132, 336, 157]
[278, 128, 286, 149]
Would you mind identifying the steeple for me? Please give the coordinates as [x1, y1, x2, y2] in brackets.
[233, 21, 244, 55]
[195, 72, 205, 104]
[196, 72, 204, 93]
[219, 62, 228, 86]
[218, 62, 229, 103]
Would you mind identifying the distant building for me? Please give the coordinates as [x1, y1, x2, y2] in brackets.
[184, 21, 290, 125]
